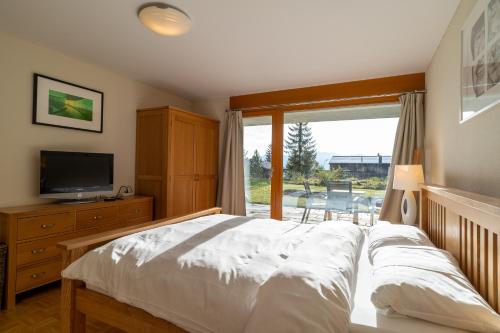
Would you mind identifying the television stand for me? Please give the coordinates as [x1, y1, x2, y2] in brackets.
[0, 195, 153, 309]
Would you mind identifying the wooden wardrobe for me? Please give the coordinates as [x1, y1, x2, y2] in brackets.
[135, 106, 219, 219]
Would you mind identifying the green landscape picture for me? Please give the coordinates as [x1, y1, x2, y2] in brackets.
[48, 89, 93, 121]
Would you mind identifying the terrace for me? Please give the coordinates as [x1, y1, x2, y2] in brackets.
[245, 178, 384, 225]
[247, 203, 377, 225]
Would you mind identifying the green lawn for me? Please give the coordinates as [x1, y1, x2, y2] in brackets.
[246, 178, 385, 208]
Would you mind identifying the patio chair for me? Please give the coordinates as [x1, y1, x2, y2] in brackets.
[325, 180, 353, 220]
[301, 181, 327, 223]
[324, 180, 374, 224]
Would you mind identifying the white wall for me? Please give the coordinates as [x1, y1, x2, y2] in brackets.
[192, 97, 229, 162]
[192, 98, 228, 125]
[0, 31, 192, 207]
[425, 0, 500, 197]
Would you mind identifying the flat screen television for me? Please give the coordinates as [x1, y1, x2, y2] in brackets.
[40, 150, 114, 200]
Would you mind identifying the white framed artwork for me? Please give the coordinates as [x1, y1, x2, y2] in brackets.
[461, 0, 500, 122]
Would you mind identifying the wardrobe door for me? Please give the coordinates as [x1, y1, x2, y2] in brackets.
[168, 111, 197, 217]
[195, 119, 219, 212]
[136, 110, 166, 219]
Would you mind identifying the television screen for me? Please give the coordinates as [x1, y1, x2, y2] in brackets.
[40, 151, 113, 198]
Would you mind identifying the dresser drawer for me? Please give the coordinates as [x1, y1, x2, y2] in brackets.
[76, 206, 118, 230]
[119, 201, 151, 220]
[16, 259, 61, 292]
[126, 216, 152, 226]
[16, 229, 96, 267]
[17, 212, 74, 240]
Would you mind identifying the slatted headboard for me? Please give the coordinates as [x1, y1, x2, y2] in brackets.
[420, 184, 500, 313]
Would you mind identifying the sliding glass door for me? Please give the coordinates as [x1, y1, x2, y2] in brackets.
[243, 116, 272, 218]
[243, 103, 400, 224]
[281, 105, 399, 225]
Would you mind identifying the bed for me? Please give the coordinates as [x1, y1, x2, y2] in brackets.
[58, 184, 500, 333]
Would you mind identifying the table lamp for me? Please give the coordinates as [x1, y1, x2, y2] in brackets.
[393, 165, 424, 225]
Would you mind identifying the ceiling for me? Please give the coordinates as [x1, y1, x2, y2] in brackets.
[0, 0, 459, 100]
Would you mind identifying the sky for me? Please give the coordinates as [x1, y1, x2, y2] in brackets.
[243, 118, 399, 165]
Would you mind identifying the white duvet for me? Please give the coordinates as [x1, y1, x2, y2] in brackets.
[62, 214, 363, 333]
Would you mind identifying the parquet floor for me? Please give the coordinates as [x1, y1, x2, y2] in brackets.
[0, 282, 122, 333]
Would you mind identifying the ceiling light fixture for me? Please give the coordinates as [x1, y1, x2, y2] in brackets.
[138, 3, 191, 36]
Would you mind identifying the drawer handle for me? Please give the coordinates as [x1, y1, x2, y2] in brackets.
[41, 223, 54, 229]
[134, 209, 140, 214]
[31, 272, 46, 279]
[31, 248, 46, 254]
[93, 216, 103, 220]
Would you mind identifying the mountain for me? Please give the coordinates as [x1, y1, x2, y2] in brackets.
[316, 152, 334, 169]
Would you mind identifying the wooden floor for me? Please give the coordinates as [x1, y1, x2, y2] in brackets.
[0, 282, 122, 333]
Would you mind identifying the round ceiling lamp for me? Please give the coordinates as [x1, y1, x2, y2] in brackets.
[138, 3, 191, 36]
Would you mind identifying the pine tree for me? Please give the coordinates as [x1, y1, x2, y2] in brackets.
[285, 123, 317, 178]
[264, 144, 272, 162]
[249, 149, 264, 178]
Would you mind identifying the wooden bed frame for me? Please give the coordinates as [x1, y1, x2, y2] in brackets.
[58, 185, 500, 332]
[420, 184, 500, 313]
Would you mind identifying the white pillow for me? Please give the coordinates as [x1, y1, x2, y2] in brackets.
[370, 244, 500, 333]
[367, 223, 433, 261]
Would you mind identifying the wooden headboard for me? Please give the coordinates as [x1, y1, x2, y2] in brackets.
[420, 184, 500, 313]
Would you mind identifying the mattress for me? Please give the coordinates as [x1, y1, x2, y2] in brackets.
[349, 233, 470, 333]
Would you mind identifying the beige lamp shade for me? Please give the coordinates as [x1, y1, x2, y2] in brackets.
[393, 165, 424, 191]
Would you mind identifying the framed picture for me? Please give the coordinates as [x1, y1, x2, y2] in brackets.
[33, 73, 104, 133]
[461, 0, 500, 123]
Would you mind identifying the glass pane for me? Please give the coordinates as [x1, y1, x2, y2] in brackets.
[243, 116, 272, 218]
[282, 104, 400, 225]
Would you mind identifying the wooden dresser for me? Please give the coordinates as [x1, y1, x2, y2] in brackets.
[0, 196, 153, 309]
[136, 106, 219, 219]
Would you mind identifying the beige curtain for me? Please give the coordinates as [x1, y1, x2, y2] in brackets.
[379, 93, 424, 223]
[217, 110, 246, 215]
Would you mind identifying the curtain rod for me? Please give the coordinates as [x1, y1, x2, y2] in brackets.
[228, 89, 426, 112]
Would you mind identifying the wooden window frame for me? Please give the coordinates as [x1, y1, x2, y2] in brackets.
[240, 73, 425, 220]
